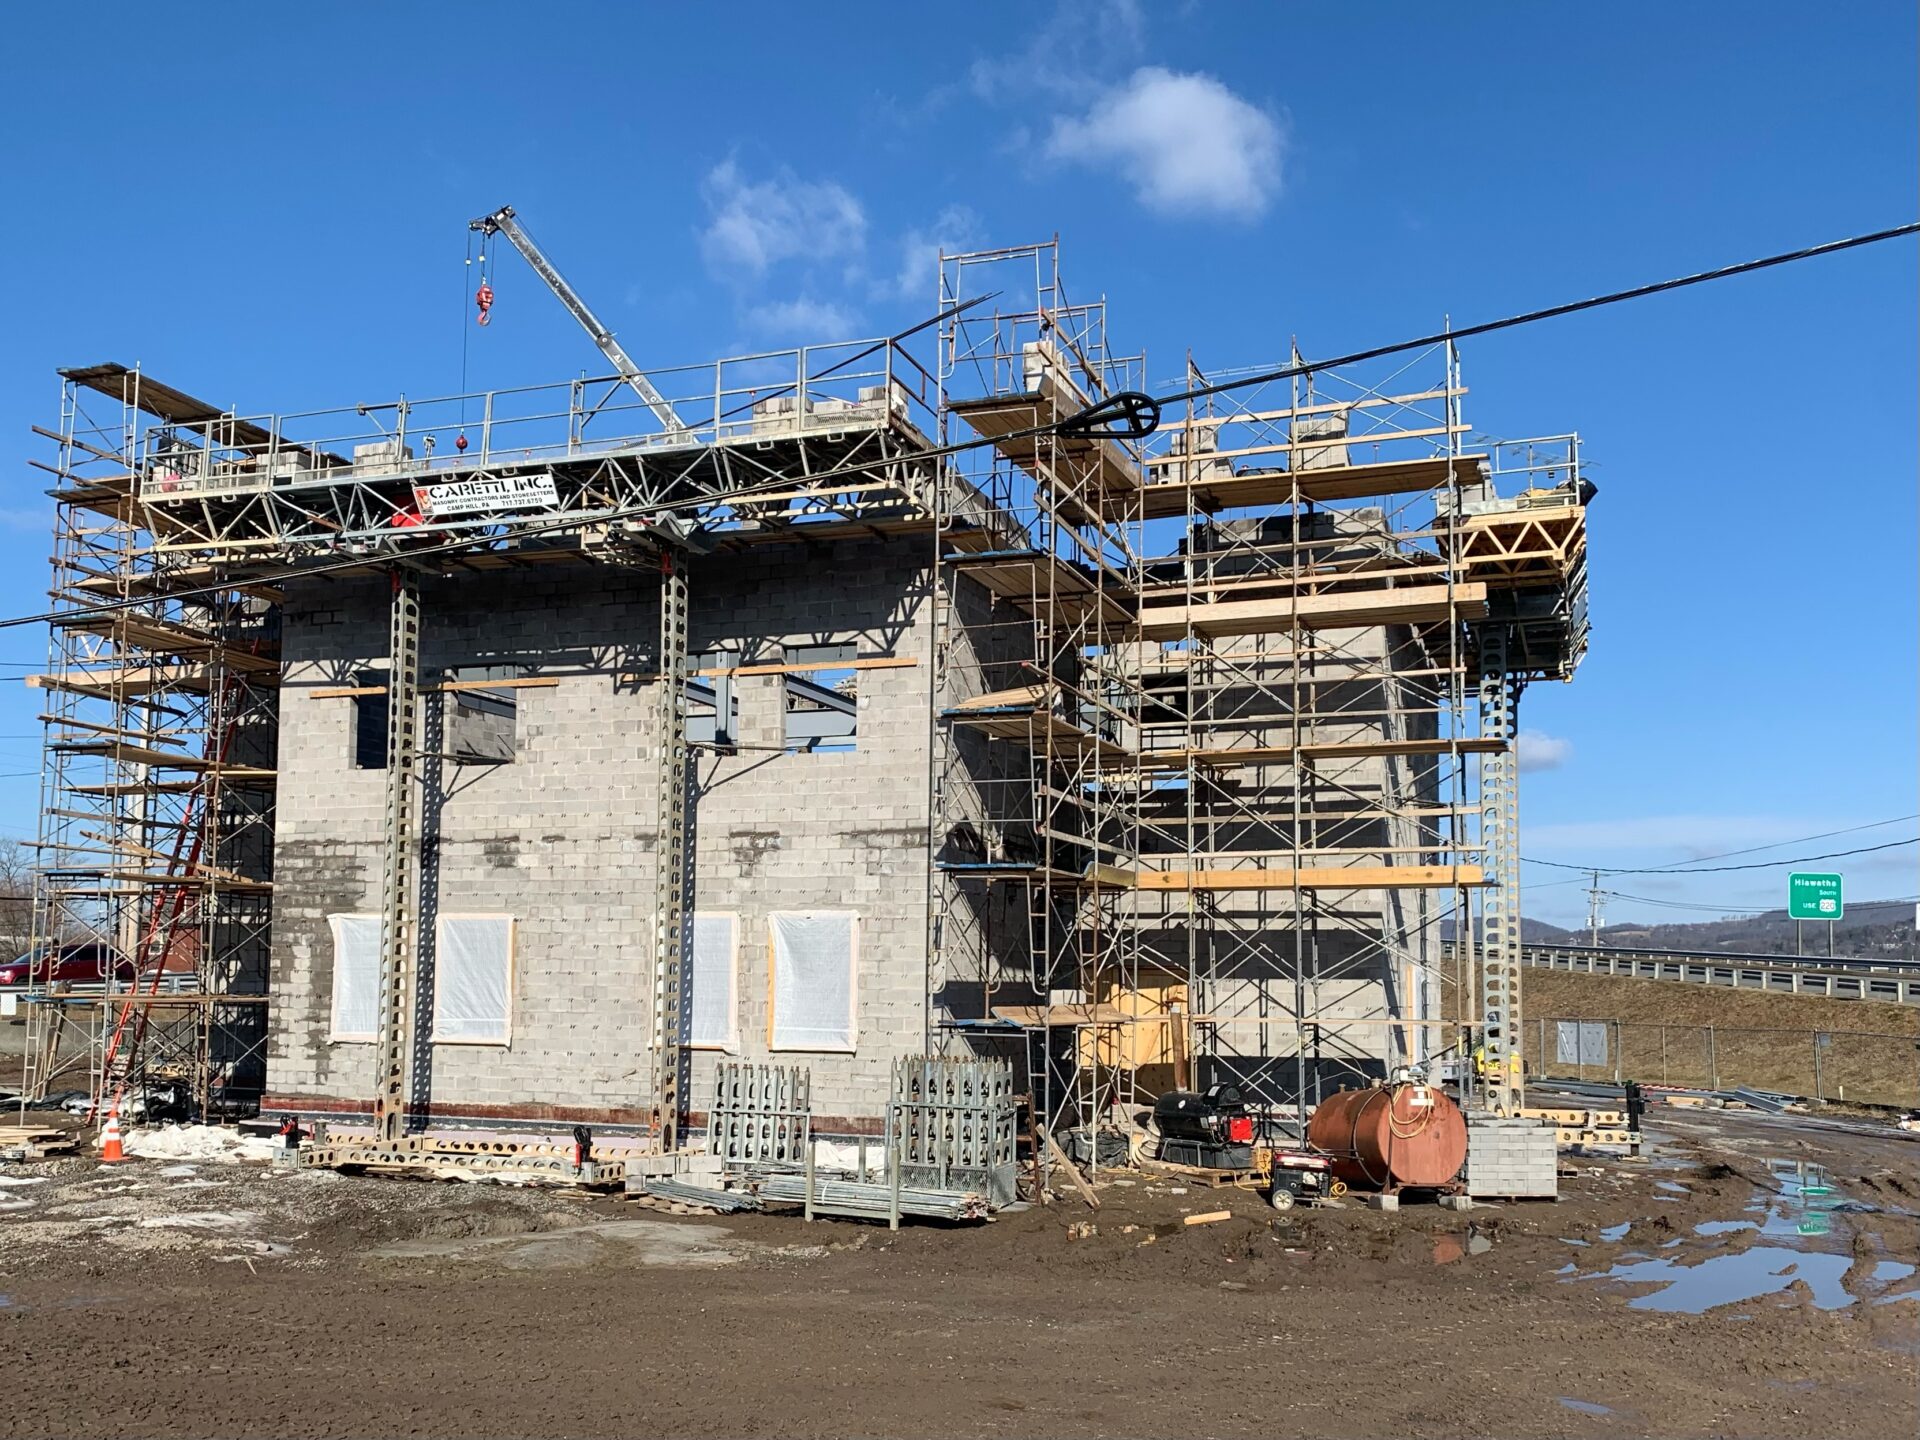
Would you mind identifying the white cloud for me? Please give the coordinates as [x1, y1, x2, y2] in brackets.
[741, 296, 859, 340]
[967, 0, 1145, 105]
[1044, 67, 1283, 220]
[699, 160, 867, 277]
[1516, 729, 1573, 773]
[885, 204, 982, 303]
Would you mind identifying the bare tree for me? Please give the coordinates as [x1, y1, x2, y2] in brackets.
[0, 839, 35, 961]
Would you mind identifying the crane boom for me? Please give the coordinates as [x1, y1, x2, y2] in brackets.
[470, 205, 683, 433]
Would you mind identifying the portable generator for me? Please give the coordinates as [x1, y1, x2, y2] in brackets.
[1153, 1085, 1256, 1170]
[1265, 1149, 1333, 1210]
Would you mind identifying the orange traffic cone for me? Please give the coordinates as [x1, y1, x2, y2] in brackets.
[99, 1103, 126, 1164]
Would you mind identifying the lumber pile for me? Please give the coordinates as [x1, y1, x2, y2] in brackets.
[0, 1125, 78, 1160]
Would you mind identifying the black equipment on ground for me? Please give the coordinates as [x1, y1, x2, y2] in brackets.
[1153, 1085, 1256, 1170]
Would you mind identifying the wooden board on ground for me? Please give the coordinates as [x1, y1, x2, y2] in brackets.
[1038, 1125, 1101, 1210]
[0, 1126, 78, 1159]
[1137, 1155, 1263, 1188]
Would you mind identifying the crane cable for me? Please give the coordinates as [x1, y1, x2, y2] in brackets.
[474, 228, 494, 327]
[457, 230, 476, 453]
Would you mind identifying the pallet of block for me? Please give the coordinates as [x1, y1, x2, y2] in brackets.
[0, 1125, 79, 1160]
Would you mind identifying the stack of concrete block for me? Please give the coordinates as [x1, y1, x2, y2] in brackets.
[1465, 1115, 1559, 1199]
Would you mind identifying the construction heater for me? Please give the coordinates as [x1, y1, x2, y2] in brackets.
[1153, 1085, 1255, 1170]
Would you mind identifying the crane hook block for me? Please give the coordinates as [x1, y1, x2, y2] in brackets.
[1057, 390, 1160, 441]
[475, 281, 494, 327]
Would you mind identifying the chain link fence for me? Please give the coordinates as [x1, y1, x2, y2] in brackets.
[1526, 1017, 1920, 1108]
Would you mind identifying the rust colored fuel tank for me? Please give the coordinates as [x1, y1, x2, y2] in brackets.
[1306, 1083, 1468, 1190]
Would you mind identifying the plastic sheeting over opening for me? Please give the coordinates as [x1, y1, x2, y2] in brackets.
[769, 910, 857, 1052]
[690, 913, 738, 1050]
[435, 916, 514, 1044]
[328, 914, 381, 1040]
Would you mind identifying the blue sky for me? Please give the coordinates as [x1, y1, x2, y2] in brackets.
[0, 3, 1913, 928]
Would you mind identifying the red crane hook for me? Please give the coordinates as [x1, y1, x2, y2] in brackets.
[475, 280, 494, 327]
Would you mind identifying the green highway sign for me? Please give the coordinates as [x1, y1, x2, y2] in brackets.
[1788, 872, 1843, 921]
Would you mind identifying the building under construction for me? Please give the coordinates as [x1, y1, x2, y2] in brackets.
[19, 232, 1591, 1157]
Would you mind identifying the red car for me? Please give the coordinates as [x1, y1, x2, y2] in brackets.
[0, 942, 136, 988]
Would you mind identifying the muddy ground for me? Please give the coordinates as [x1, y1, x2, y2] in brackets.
[0, 1106, 1914, 1439]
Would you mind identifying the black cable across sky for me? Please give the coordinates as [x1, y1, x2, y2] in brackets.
[1529, 836, 1916, 877]
[0, 219, 1913, 643]
[1523, 814, 1920, 874]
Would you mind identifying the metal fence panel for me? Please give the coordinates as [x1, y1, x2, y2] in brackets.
[1556, 1021, 1608, 1067]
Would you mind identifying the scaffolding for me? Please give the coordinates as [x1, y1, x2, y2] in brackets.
[933, 241, 1590, 1143]
[18, 235, 1590, 1154]
[21, 366, 278, 1118]
[21, 338, 948, 1138]
[933, 241, 1152, 1150]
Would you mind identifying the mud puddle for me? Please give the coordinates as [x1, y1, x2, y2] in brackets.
[1571, 1157, 1910, 1314]
[369, 1216, 744, 1271]
[1558, 1397, 1614, 1416]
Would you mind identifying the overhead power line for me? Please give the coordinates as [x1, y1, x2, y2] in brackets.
[1605, 889, 1920, 915]
[1162, 222, 1920, 407]
[1, 219, 1914, 643]
[1601, 892, 1769, 915]
[1541, 837, 1918, 876]
[1524, 814, 1920, 875]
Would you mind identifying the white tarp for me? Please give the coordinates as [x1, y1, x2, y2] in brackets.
[690, 913, 738, 1050]
[328, 914, 381, 1040]
[435, 916, 513, 1044]
[1556, 1020, 1609, 1067]
[769, 911, 857, 1052]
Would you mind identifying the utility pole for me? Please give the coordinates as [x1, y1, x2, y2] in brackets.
[1586, 870, 1605, 947]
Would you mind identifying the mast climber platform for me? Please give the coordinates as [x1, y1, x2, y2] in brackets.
[19, 236, 1589, 1149]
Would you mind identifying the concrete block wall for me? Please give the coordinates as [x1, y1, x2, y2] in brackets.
[1465, 1116, 1560, 1199]
[265, 537, 937, 1127]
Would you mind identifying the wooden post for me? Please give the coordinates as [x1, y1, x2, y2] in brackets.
[1169, 1003, 1191, 1091]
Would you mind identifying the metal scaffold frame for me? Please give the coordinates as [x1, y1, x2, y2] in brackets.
[932, 240, 1157, 1159]
[25, 324, 952, 1161]
[932, 243, 1591, 1152]
[21, 233, 1590, 1172]
[20, 367, 278, 1121]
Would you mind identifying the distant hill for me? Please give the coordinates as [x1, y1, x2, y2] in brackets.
[1447, 898, 1916, 961]
[1575, 898, 1915, 961]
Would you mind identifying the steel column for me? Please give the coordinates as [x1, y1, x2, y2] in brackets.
[652, 556, 691, 1151]
[1477, 632, 1523, 1115]
[372, 575, 423, 1145]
